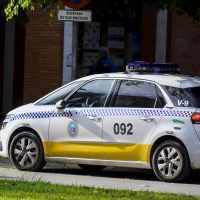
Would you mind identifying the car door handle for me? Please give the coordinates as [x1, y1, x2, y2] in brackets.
[140, 117, 154, 121]
[89, 116, 102, 121]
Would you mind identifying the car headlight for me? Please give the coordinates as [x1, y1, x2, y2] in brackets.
[1, 114, 15, 130]
[1, 122, 8, 130]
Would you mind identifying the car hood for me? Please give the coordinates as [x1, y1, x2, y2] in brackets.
[6, 103, 55, 116]
[6, 103, 34, 115]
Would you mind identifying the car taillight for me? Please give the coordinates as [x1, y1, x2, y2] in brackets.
[191, 112, 200, 124]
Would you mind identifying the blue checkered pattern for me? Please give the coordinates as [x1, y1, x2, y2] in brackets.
[51, 111, 72, 117]
[162, 110, 192, 117]
[78, 109, 193, 117]
[10, 109, 193, 122]
[10, 110, 72, 121]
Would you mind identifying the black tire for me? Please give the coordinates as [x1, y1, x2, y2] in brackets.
[152, 140, 191, 182]
[9, 131, 46, 171]
[78, 164, 106, 173]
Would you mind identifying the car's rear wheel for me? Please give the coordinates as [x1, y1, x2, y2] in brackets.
[152, 140, 191, 182]
[9, 131, 46, 171]
[78, 164, 106, 173]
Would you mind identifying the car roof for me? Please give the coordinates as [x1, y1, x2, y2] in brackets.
[80, 72, 200, 88]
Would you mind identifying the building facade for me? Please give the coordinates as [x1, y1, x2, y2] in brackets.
[1, 2, 200, 118]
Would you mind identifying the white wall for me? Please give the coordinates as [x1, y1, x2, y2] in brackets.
[62, 19, 73, 85]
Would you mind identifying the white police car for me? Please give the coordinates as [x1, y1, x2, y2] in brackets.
[1, 62, 200, 183]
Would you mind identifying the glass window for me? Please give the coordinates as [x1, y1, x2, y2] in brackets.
[66, 79, 115, 108]
[114, 80, 157, 108]
[36, 81, 83, 105]
[161, 85, 194, 107]
[184, 87, 200, 108]
[155, 86, 166, 108]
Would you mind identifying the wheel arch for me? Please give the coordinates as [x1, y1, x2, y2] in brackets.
[8, 127, 43, 156]
[150, 135, 190, 168]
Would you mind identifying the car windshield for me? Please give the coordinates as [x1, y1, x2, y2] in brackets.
[185, 87, 200, 108]
[35, 81, 84, 105]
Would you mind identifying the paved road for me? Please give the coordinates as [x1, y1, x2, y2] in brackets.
[0, 157, 200, 196]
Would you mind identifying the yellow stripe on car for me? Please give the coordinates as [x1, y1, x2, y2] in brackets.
[43, 142, 152, 162]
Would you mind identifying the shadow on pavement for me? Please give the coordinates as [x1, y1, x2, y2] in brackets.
[1, 156, 200, 185]
[43, 164, 158, 180]
[41, 163, 200, 185]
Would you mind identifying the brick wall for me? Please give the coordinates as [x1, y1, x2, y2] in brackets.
[140, 7, 200, 77]
[170, 12, 200, 76]
[141, 6, 157, 62]
[24, 4, 64, 104]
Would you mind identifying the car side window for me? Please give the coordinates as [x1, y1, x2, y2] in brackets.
[113, 80, 157, 108]
[66, 79, 115, 107]
[155, 86, 166, 108]
[161, 85, 194, 107]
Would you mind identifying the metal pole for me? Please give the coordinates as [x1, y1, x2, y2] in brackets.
[71, 21, 77, 81]
[155, 9, 168, 63]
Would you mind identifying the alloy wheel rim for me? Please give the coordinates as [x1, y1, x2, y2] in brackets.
[157, 147, 181, 177]
[14, 137, 38, 166]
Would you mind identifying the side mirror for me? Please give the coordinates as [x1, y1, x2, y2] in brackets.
[56, 100, 66, 114]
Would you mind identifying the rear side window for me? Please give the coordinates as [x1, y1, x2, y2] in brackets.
[185, 87, 200, 108]
[161, 85, 194, 107]
[113, 80, 158, 108]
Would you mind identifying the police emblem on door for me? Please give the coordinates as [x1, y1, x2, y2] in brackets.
[68, 121, 79, 137]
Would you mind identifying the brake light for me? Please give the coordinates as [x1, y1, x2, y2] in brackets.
[191, 112, 200, 124]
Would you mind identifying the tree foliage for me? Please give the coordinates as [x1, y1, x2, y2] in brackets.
[1, 0, 200, 25]
[140, 0, 200, 21]
[0, 0, 63, 25]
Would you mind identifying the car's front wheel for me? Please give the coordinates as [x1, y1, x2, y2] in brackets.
[9, 131, 46, 171]
[152, 140, 191, 182]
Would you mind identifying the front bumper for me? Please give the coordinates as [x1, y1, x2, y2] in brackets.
[0, 126, 10, 158]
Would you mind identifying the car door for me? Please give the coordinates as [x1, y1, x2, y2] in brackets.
[102, 79, 165, 161]
[49, 78, 115, 159]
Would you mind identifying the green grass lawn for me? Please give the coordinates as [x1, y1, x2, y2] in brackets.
[0, 179, 199, 200]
